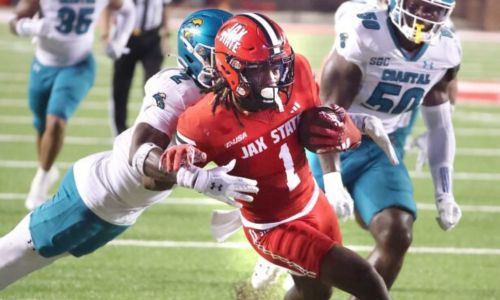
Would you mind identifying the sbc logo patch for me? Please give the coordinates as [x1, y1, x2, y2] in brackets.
[152, 92, 166, 109]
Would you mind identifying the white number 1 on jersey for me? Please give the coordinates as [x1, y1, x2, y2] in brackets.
[279, 143, 300, 191]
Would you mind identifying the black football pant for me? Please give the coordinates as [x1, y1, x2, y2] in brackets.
[111, 28, 164, 135]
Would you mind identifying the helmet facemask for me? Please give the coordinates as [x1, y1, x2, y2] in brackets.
[179, 35, 218, 88]
[389, 0, 454, 44]
[225, 50, 294, 113]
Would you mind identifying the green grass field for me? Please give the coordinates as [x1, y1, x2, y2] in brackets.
[0, 23, 500, 300]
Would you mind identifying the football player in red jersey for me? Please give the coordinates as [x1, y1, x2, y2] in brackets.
[176, 13, 390, 300]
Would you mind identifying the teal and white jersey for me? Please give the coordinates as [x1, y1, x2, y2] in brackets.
[335, 8, 461, 134]
[73, 69, 203, 225]
[36, 0, 109, 66]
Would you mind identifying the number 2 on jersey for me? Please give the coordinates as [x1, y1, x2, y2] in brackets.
[279, 143, 300, 191]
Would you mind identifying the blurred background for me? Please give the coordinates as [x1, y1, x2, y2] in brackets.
[1, 0, 500, 30]
[0, 0, 499, 299]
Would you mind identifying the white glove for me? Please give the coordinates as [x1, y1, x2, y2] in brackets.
[409, 131, 429, 172]
[363, 116, 400, 166]
[323, 172, 354, 221]
[105, 42, 130, 60]
[435, 194, 462, 231]
[15, 17, 53, 38]
[177, 159, 259, 208]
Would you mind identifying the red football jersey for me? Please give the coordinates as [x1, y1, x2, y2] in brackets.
[177, 54, 321, 224]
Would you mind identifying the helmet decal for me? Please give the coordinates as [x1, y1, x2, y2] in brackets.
[192, 18, 203, 26]
[218, 23, 248, 54]
[214, 13, 295, 113]
[182, 18, 203, 44]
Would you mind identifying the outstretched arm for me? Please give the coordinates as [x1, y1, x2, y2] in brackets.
[129, 123, 258, 207]
[128, 123, 177, 190]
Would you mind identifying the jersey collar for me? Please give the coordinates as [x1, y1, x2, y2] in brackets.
[386, 17, 429, 62]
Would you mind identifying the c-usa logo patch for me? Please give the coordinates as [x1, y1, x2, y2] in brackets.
[152, 92, 166, 109]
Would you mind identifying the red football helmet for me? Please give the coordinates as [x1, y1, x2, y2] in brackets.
[214, 13, 294, 112]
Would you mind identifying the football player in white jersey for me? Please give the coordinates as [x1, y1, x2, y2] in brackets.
[0, 9, 259, 290]
[9, 0, 136, 210]
[307, 0, 463, 293]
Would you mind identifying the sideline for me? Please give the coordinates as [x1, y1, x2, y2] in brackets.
[1, 194, 500, 213]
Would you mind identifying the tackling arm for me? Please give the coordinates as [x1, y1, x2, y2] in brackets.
[129, 123, 176, 190]
[421, 68, 461, 231]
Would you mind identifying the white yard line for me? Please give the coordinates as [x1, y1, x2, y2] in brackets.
[2, 110, 500, 137]
[1, 159, 500, 180]
[0, 161, 74, 168]
[453, 111, 500, 124]
[0, 134, 112, 145]
[407, 148, 500, 156]
[0, 98, 113, 110]
[0, 133, 498, 157]
[2, 83, 112, 96]
[1, 193, 500, 214]
[110, 239, 500, 255]
[409, 171, 500, 181]
[416, 203, 500, 213]
[0, 115, 110, 125]
[3, 97, 500, 113]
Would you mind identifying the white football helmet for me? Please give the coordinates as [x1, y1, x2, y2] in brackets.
[388, 0, 455, 43]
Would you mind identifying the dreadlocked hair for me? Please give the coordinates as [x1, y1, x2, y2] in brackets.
[207, 79, 245, 127]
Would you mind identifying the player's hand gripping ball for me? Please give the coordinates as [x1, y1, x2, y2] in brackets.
[159, 144, 207, 173]
[299, 105, 361, 153]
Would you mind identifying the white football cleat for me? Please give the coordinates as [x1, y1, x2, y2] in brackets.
[25, 166, 60, 210]
[251, 256, 284, 289]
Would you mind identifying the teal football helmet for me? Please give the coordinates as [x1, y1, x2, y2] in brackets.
[388, 0, 455, 43]
[177, 9, 233, 88]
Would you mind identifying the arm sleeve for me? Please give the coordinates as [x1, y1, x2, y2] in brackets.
[421, 102, 456, 198]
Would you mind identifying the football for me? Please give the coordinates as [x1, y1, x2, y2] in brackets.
[298, 105, 361, 153]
